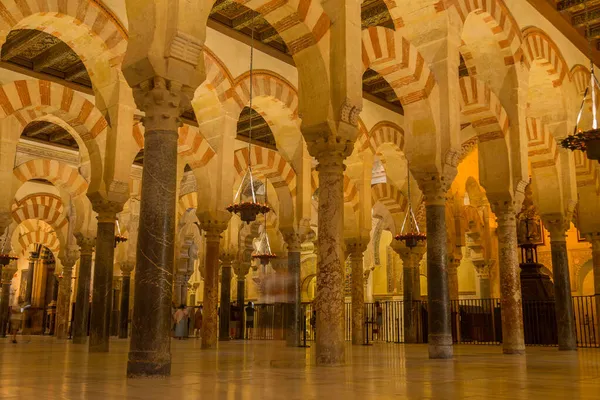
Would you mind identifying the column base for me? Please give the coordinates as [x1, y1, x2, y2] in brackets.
[127, 352, 171, 378]
[558, 345, 577, 351]
[316, 344, 345, 366]
[502, 347, 526, 355]
[428, 334, 453, 359]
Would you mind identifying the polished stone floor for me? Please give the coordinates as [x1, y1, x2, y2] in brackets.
[1, 337, 599, 399]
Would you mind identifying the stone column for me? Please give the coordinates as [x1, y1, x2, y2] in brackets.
[589, 234, 600, 340]
[44, 262, 57, 306]
[110, 278, 120, 336]
[118, 262, 134, 339]
[346, 238, 369, 345]
[89, 205, 120, 352]
[311, 147, 347, 366]
[173, 273, 185, 306]
[234, 263, 250, 339]
[127, 78, 182, 378]
[0, 262, 17, 337]
[24, 251, 39, 304]
[200, 219, 228, 349]
[473, 260, 491, 299]
[219, 253, 234, 341]
[282, 231, 303, 347]
[448, 257, 460, 301]
[55, 254, 77, 340]
[422, 184, 453, 359]
[492, 204, 525, 355]
[394, 243, 426, 344]
[73, 235, 94, 344]
[544, 217, 577, 351]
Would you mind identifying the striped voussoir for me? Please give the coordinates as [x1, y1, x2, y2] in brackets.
[522, 27, 568, 88]
[0, 80, 108, 142]
[0, 0, 127, 60]
[574, 151, 599, 190]
[450, 0, 523, 66]
[13, 158, 88, 197]
[458, 76, 508, 143]
[228, 71, 299, 120]
[358, 121, 404, 154]
[343, 175, 360, 213]
[11, 193, 67, 230]
[371, 182, 408, 215]
[16, 219, 60, 255]
[231, 0, 330, 55]
[569, 64, 590, 96]
[177, 192, 198, 219]
[526, 117, 559, 170]
[362, 26, 436, 105]
[233, 146, 297, 202]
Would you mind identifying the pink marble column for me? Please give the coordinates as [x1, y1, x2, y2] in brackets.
[55, 255, 77, 340]
[346, 238, 369, 345]
[314, 151, 346, 365]
[200, 220, 227, 349]
[544, 217, 576, 351]
[493, 205, 525, 355]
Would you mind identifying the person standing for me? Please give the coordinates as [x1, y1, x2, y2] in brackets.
[245, 302, 255, 340]
[374, 301, 383, 341]
[194, 305, 203, 338]
[173, 304, 188, 340]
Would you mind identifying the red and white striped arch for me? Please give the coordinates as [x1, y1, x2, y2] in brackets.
[13, 159, 88, 198]
[233, 146, 297, 202]
[15, 219, 60, 256]
[362, 26, 436, 105]
[11, 193, 67, 230]
[522, 27, 569, 88]
[574, 151, 599, 191]
[358, 121, 405, 154]
[570, 64, 591, 96]
[526, 117, 558, 169]
[371, 182, 407, 215]
[458, 76, 509, 142]
[177, 192, 198, 218]
[228, 71, 299, 120]
[451, 0, 523, 66]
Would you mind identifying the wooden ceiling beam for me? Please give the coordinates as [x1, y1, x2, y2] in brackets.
[0, 30, 46, 61]
[32, 42, 75, 72]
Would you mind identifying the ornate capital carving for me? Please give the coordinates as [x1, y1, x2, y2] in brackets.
[473, 259, 492, 279]
[134, 77, 192, 132]
[392, 241, 426, 268]
[1, 262, 17, 284]
[75, 233, 95, 255]
[541, 213, 570, 242]
[234, 261, 251, 280]
[339, 99, 362, 126]
[90, 200, 123, 222]
[414, 170, 456, 206]
[120, 261, 135, 277]
[345, 237, 369, 259]
[307, 137, 353, 173]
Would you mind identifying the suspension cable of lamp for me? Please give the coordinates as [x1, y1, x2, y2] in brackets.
[227, 17, 271, 223]
[395, 160, 426, 248]
[252, 177, 276, 266]
[561, 0, 600, 161]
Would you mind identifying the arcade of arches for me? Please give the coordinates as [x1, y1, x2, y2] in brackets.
[2, 0, 600, 397]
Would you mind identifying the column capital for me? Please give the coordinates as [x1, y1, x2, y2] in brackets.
[473, 259, 492, 279]
[1, 262, 17, 284]
[133, 76, 193, 132]
[307, 137, 353, 174]
[587, 232, 600, 251]
[91, 200, 123, 223]
[414, 171, 456, 206]
[219, 251, 236, 266]
[541, 214, 570, 242]
[75, 233, 95, 255]
[344, 237, 369, 259]
[59, 249, 79, 270]
[120, 261, 135, 277]
[233, 261, 251, 280]
[197, 212, 230, 242]
[391, 241, 426, 267]
[280, 224, 310, 253]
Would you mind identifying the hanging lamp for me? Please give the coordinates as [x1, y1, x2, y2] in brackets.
[395, 160, 426, 248]
[227, 19, 271, 223]
[251, 179, 277, 266]
[561, 1, 600, 161]
[114, 218, 128, 248]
